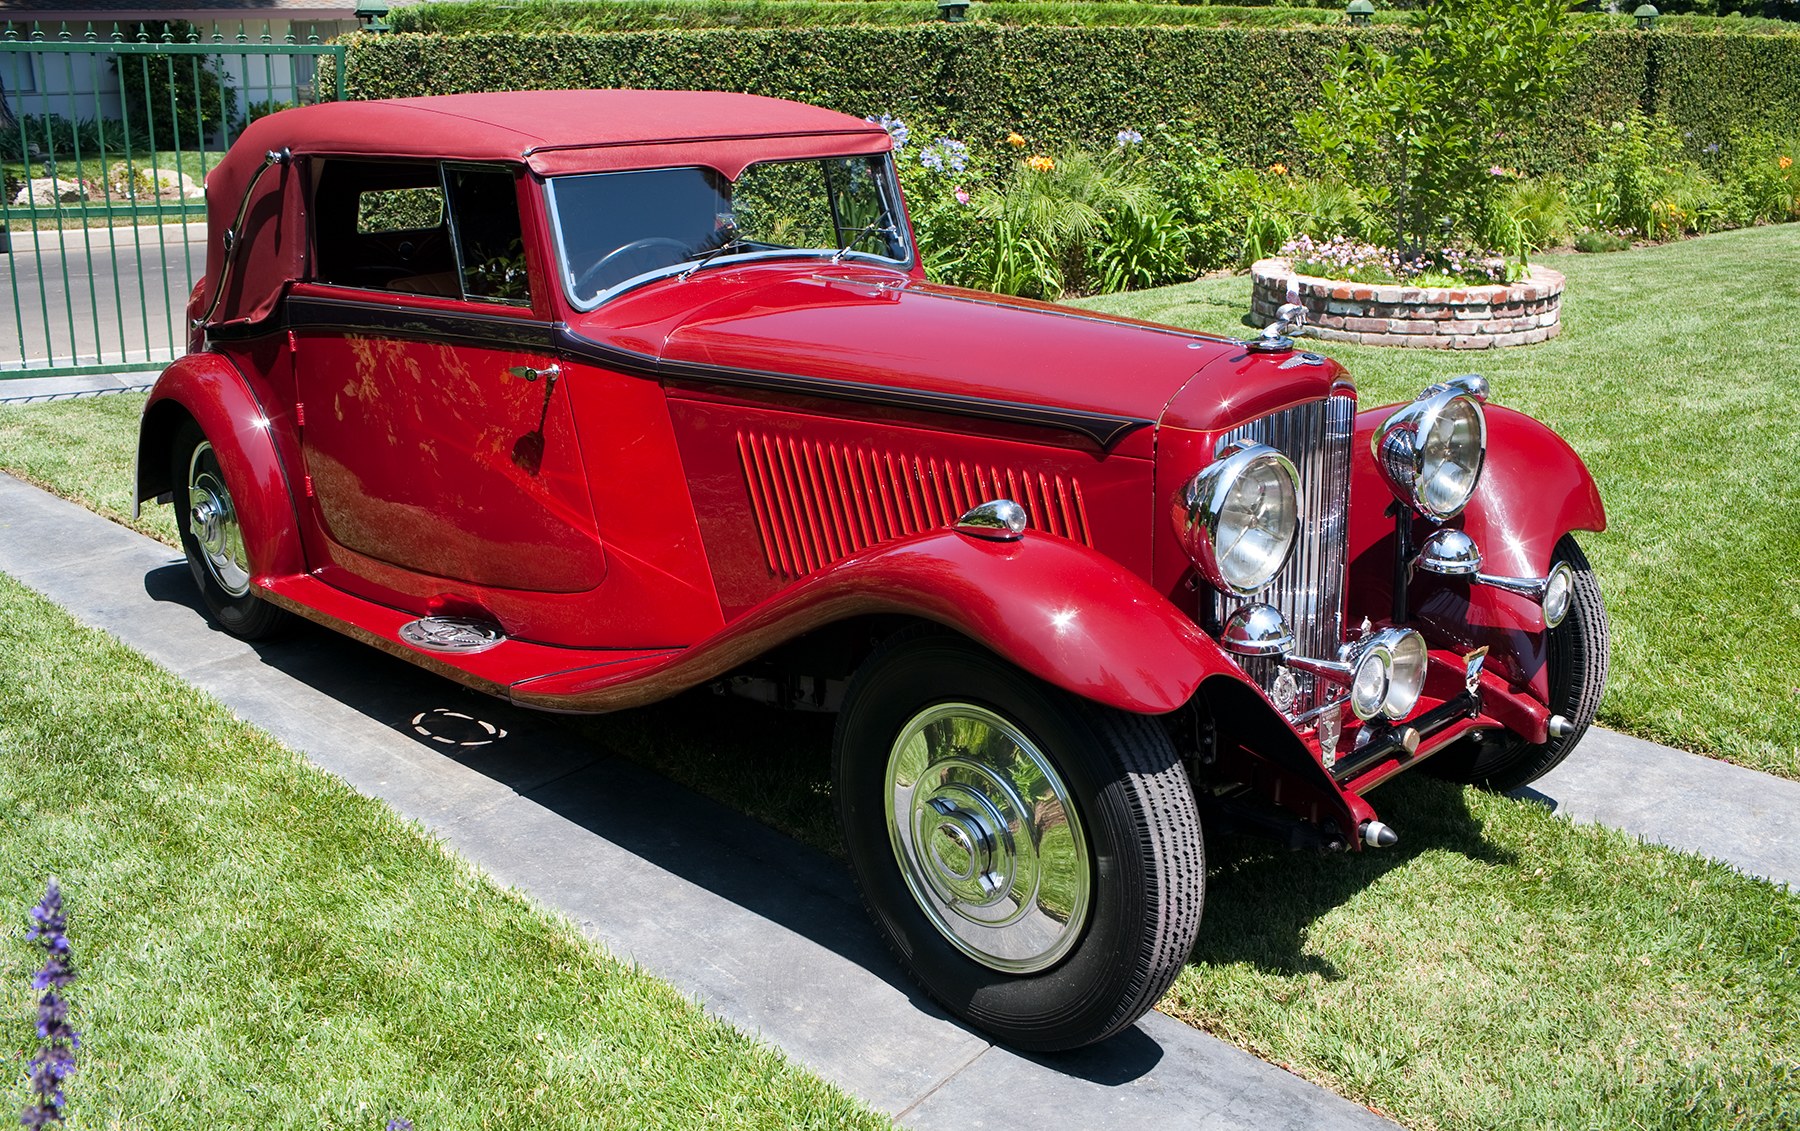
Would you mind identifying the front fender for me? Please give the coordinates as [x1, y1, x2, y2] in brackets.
[513, 528, 1247, 715]
[1351, 401, 1605, 694]
[136, 353, 305, 582]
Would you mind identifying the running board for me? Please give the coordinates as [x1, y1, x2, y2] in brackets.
[255, 574, 676, 707]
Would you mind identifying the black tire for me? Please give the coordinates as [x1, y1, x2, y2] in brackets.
[1422, 534, 1608, 792]
[171, 419, 288, 641]
[833, 629, 1204, 1051]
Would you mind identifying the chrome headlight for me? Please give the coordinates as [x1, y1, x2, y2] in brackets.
[1343, 627, 1430, 722]
[1172, 443, 1300, 596]
[1373, 387, 1488, 521]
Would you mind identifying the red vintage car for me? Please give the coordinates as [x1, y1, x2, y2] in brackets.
[135, 90, 1606, 1051]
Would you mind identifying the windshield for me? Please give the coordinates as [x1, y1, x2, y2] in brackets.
[547, 154, 910, 307]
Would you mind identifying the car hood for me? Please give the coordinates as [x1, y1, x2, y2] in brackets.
[570, 264, 1349, 448]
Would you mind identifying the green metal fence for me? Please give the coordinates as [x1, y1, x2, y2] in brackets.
[1, 21, 349, 380]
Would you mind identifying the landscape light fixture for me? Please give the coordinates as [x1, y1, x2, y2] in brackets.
[1347, 0, 1375, 26]
[938, 0, 971, 22]
[1634, 3, 1659, 29]
[355, 1, 391, 31]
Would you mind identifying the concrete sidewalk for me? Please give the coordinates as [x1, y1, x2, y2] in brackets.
[0, 471, 1399, 1130]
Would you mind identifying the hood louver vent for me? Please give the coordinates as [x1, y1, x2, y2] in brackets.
[737, 432, 1090, 578]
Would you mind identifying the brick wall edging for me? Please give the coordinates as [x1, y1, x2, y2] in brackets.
[1250, 258, 1565, 350]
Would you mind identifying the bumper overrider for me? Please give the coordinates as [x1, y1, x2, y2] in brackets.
[1179, 372, 1578, 830]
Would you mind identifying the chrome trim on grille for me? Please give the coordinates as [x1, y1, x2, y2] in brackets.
[1211, 395, 1355, 717]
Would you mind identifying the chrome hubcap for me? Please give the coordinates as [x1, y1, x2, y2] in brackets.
[886, 703, 1090, 973]
[187, 442, 250, 598]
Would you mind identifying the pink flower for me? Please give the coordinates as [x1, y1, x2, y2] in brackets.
[954, 187, 970, 205]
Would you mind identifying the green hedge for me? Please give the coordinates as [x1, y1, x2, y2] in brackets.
[389, 0, 1800, 34]
[342, 27, 1800, 175]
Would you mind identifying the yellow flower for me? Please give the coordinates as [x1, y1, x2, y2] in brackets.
[1781, 155, 1794, 170]
[1026, 155, 1055, 173]
[1006, 131, 1026, 149]
[1268, 162, 1288, 176]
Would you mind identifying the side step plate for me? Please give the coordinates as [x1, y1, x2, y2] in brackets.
[399, 616, 506, 654]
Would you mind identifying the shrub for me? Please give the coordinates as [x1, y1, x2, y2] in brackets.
[1298, 0, 1589, 254]
[112, 21, 240, 147]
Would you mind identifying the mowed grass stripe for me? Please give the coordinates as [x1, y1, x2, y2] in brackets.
[0, 571, 890, 1130]
[1075, 223, 1800, 780]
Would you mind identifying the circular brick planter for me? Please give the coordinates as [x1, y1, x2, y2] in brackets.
[1250, 258, 1564, 349]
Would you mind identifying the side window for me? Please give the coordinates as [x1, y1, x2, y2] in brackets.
[313, 159, 457, 296]
[358, 187, 443, 235]
[446, 166, 530, 305]
[311, 160, 530, 306]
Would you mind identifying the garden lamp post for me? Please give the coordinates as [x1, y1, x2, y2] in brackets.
[937, 0, 970, 21]
[1634, 3, 1659, 29]
[1347, 0, 1375, 26]
[355, 1, 392, 31]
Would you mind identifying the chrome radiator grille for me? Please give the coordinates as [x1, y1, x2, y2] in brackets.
[1211, 394, 1356, 717]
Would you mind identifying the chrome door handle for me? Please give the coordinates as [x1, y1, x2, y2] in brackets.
[506, 363, 560, 383]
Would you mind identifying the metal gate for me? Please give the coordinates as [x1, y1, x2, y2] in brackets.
[1, 22, 349, 379]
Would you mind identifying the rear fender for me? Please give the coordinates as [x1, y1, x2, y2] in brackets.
[1351, 401, 1605, 696]
[136, 353, 305, 582]
[515, 528, 1248, 716]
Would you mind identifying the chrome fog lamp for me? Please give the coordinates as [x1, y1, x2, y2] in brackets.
[1415, 527, 1483, 576]
[1172, 443, 1300, 596]
[1222, 603, 1294, 657]
[1373, 385, 1488, 521]
[1541, 561, 1575, 628]
[1342, 627, 1429, 722]
[1382, 629, 1429, 719]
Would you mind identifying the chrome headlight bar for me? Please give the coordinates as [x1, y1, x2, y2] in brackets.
[1373, 375, 1489, 522]
[1221, 605, 1429, 723]
[1414, 528, 1576, 627]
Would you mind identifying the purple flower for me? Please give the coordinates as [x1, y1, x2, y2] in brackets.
[1115, 129, 1144, 148]
[387, 1120, 415, 1131]
[20, 880, 78, 1127]
[1703, 142, 1720, 155]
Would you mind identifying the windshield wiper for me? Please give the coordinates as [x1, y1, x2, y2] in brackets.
[678, 224, 748, 281]
[832, 222, 898, 264]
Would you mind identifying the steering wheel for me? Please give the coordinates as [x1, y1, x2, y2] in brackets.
[574, 237, 693, 298]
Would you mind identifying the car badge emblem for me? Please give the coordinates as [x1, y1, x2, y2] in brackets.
[1277, 352, 1326, 369]
[1271, 665, 1301, 716]
[1317, 709, 1342, 771]
[399, 616, 506, 655]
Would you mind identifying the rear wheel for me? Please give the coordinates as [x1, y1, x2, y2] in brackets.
[172, 420, 287, 641]
[833, 630, 1204, 1051]
[1424, 534, 1607, 792]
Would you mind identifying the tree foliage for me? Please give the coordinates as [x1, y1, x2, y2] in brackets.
[1299, 0, 1589, 252]
[111, 22, 240, 148]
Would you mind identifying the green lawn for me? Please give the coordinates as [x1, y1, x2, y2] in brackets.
[1076, 224, 1800, 782]
[0, 571, 889, 1130]
[3, 228, 1799, 1130]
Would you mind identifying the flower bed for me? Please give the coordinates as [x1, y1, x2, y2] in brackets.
[1251, 258, 1565, 349]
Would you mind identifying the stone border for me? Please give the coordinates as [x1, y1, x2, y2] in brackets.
[1251, 258, 1564, 349]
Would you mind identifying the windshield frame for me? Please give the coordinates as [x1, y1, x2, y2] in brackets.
[545, 153, 914, 312]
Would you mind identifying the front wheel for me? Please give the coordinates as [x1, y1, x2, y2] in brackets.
[833, 630, 1204, 1051]
[172, 420, 287, 640]
[1424, 534, 1608, 792]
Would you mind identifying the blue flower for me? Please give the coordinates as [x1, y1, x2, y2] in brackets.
[1115, 129, 1144, 148]
[866, 114, 910, 150]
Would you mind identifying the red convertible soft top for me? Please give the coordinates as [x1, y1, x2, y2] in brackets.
[201, 90, 892, 329]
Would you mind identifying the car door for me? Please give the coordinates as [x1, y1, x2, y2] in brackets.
[290, 159, 604, 596]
